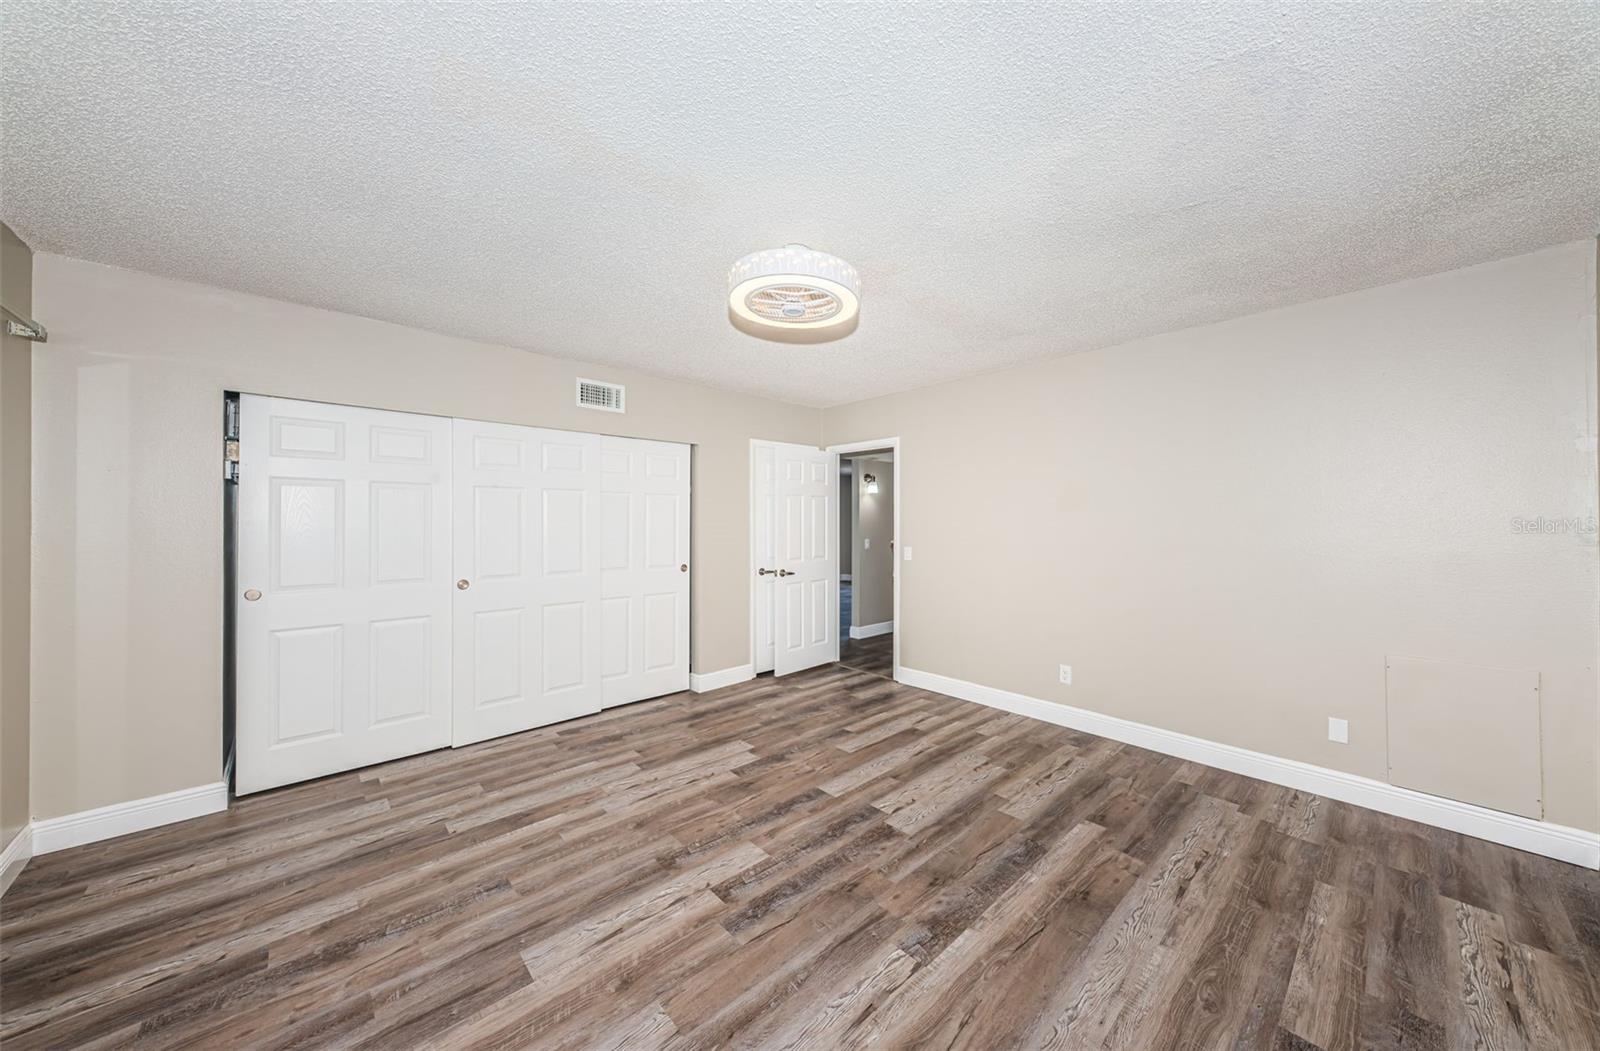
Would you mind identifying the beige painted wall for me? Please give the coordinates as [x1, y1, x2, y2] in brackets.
[24, 239, 1600, 833]
[0, 225, 32, 849]
[852, 458, 895, 628]
[822, 241, 1600, 832]
[29, 253, 819, 821]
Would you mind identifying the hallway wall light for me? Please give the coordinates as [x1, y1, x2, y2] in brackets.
[863, 473, 879, 495]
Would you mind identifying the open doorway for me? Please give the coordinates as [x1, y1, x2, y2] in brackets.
[747, 436, 898, 683]
[749, 439, 841, 679]
[830, 439, 899, 680]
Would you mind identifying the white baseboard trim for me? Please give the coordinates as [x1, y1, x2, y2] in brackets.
[898, 667, 1600, 869]
[849, 621, 894, 640]
[1, 823, 33, 896]
[31, 782, 230, 856]
[690, 664, 756, 694]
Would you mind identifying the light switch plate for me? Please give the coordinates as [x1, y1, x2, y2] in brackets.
[1327, 717, 1348, 744]
[863, 537, 870, 549]
[902, 546, 912, 561]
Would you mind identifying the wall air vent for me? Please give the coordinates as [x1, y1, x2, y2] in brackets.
[576, 378, 625, 413]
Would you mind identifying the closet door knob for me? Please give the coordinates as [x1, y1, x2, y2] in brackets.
[777, 569, 794, 577]
[758, 568, 775, 576]
[457, 579, 471, 590]
[243, 588, 262, 602]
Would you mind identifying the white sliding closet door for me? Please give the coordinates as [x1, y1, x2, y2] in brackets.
[451, 420, 604, 746]
[773, 443, 838, 676]
[236, 396, 453, 795]
[600, 436, 691, 707]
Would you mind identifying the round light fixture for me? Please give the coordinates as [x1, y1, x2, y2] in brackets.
[728, 244, 860, 343]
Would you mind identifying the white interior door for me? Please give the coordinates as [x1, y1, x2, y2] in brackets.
[773, 443, 839, 676]
[236, 395, 453, 795]
[600, 436, 690, 707]
[452, 420, 603, 745]
[751, 442, 777, 674]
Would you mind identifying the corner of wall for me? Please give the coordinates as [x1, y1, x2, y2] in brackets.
[1592, 234, 1599, 833]
[0, 222, 34, 858]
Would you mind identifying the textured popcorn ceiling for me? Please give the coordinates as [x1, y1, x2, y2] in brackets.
[2, 2, 1596, 407]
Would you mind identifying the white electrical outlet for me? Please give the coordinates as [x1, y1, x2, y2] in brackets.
[1059, 664, 1072, 685]
[902, 546, 913, 561]
[1327, 717, 1348, 744]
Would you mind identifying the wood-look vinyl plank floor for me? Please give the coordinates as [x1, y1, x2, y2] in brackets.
[3, 662, 1598, 1049]
[838, 631, 893, 679]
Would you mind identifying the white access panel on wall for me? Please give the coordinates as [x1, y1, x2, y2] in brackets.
[600, 436, 691, 707]
[773, 443, 838, 676]
[1386, 655, 1543, 819]
[236, 396, 454, 795]
[451, 419, 605, 746]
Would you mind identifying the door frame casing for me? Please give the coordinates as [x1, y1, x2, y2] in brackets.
[749, 439, 772, 675]
[826, 437, 901, 682]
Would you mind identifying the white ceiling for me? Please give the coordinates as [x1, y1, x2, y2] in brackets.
[3, 2, 1596, 407]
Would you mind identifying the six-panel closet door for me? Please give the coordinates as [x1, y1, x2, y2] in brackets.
[451, 420, 605, 746]
[238, 398, 693, 791]
[773, 444, 838, 676]
[236, 396, 455, 795]
[600, 436, 690, 707]
[751, 441, 837, 677]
